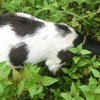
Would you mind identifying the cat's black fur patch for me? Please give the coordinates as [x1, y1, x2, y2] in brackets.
[9, 43, 28, 66]
[57, 50, 74, 63]
[55, 23, 71, 36]
[0, 13, 44, 36]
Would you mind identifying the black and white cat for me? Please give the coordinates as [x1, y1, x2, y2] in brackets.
[0, 13, 100, 74]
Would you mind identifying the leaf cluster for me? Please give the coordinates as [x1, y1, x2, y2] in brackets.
[0, 0, 100, 100]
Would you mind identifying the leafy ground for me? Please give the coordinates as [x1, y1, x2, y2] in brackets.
[0, 0, 100, 100]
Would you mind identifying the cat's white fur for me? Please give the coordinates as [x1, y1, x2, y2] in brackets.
[0, 13, 78, 74]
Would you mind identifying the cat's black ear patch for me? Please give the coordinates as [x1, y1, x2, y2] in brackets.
[9, 43, 28, 66]
[55, 23, 71, 37]
[57, 50, 74, 63]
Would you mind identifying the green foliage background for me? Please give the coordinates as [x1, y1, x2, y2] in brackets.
[0, 0, 100, 100]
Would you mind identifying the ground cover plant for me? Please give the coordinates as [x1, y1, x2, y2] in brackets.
[0, 0, 100, 100]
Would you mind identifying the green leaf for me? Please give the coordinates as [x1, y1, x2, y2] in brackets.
[95, 0, 100, 4]
[93, 61, 100, 67]
[11, 0, 22, 6]
[3, 67, 11, 77]
[34, 10, 43, 16]
[28, 85, 43, 98]
[74, 0, 87, 5]
[0, 61, 11, 77]
[12, 69, 21, 81]
[71, 82, 76, 94]
[73, 56, 81, 64]
[79, 85, 91, 92]
[78, 60, 87, 67]
[0, 70, 11, 80]
[77, 44, 82, 53]
[42, 76, 58, 86]
[25, 64, 41, 80]
[0, 82, 5, 95]
[91, 67, 100, 78]
[25, 80, 35, 89]
[61, 93, 69, 100]
[68, 48, 77, 54]
[69, 64, 77, 74]
[80, 50, 92, 55]
[94, 87, 100, 94]
[30, 71, 42, 82]
[28, 65, 41, 74]
[94, 95, 100, 100]
[0, 61, 7, 69]
[71, 74, 78, 79]
[89, 77, 99, 85]
[22, 66, 29, 78]
[28, 0, 35, 5]
[21, 7, 31, 12]
[61, 93, 75, 100]
[0, 71, 8, 80]
[84, 92, 95, 100]
[0, 96, 6, 100]
[43, 0, 48, 5]
[91, 55, 96, 62]
[62, 68, 69, 74]
[52, 2, 58, 7]
[18, 80, 25, 96]
[42, 4, 54, 12]
[75, 95, 84, 100]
